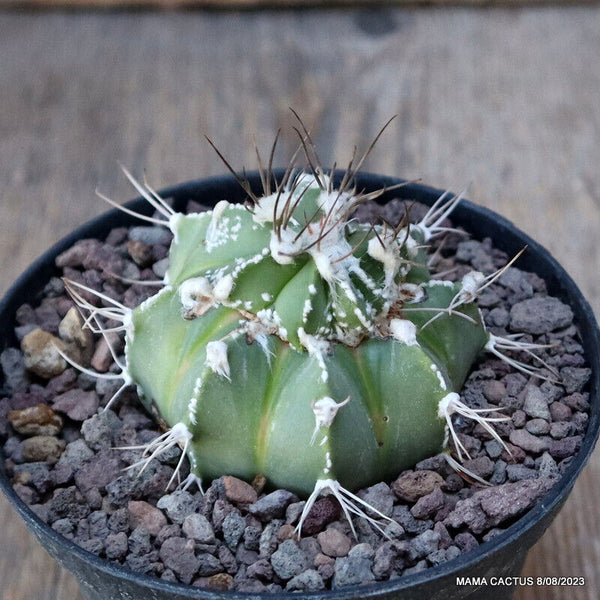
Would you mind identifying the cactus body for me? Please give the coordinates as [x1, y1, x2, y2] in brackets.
[123, 173, 492, 496]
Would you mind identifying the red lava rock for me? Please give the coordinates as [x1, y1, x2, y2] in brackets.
[91, 333, 124, 373]
[549, 401, 572, 422]
[548, 436, 582, 459]
[159, 537, 201, 584]
[500, 442, 527, 464]
[509, 429, 550, 454]
[483, 380, 506, 403]
[300, 497, 342, 536]
[45, 369, 78, 396]
[525, 418, 551, 436]
[410, 486, 446, 520]
[433, 521, 453, 550]
[317, 527, 352, 557]
[74, 451, 122, 493]
[462, 456, 495, 479]
[392, 470, 445, 503]
[444, 478, 555, 534]
[56, 239, 102, 269]
[127, 239, 154, 267]
[563, 393, 589, 412]
[53, 389, 99, 421]
[222, 476, 258, 506]
[127, 500, 167, 536]
[8, 391, 45, 410]
[454, 532, 479, 553]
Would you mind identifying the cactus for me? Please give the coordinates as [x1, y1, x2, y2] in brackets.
[62, 128, 556, 534]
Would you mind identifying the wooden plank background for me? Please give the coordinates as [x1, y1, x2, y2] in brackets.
[2, 0, 598, 10]
[1, 7, 599, 599]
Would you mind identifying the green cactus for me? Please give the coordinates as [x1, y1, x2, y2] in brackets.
[62, 133, 555, 534]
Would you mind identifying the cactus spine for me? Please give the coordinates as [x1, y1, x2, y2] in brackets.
[63, 131, 554, 532]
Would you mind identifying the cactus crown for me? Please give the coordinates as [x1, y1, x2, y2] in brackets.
[170, 168, 431, 351]
[63, 123, 555, 535]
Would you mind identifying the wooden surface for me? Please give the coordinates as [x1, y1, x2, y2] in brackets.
[1, 7, 599, 599]
[1, 0, 594, 11]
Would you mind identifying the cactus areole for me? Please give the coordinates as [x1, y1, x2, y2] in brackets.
[65, 154, 547, 530]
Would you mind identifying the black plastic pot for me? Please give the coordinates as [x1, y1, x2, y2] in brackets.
[1, 172, 599, 600]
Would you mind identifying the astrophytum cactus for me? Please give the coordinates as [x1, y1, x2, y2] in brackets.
[63, 135, 554, 533]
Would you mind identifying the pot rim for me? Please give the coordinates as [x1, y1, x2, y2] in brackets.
[1, 171, 599, 599]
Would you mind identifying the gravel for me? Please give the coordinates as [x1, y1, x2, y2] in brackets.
[0, 198, 591, 593]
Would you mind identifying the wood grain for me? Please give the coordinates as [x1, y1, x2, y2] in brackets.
[1, 0, 595, 9]
[0, 8, 599, 599]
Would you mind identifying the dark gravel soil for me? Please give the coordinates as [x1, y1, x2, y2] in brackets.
[0, 197, 591, 593]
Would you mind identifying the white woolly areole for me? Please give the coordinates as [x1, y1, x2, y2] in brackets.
[179, 277, 213, 312]
[170, 422, 193, 442]
[252, 172, 319, 225]
[297, 326, 324, 347]
[213, 274, 234, 301]
[250, 308, 288, 340]
[205, 340, 230, 380]
[397, 283, 425, 304]
[460, 270, 485, 301]
[270, 227, 302, 265]
[438, 392, 460, 418]
[403, 231, 420, 257]
[367, 235, 402, 286]
[258, 173, 362, 285]
[179, 274, 234, 314]
[307, 225, 358, 284]
[389, 319, 418, 346]
[252, 193, 280, 225]
[311, 396, 350, 431]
